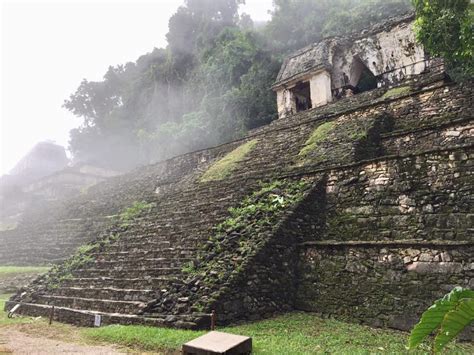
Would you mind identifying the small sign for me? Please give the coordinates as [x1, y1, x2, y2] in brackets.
[94, 314, 102, 327]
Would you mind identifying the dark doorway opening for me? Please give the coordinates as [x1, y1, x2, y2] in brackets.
[292, 81, 312, 112]
[356, 67, 377, 93]
[350, 57, 378, 94]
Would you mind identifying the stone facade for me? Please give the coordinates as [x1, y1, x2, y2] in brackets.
[2, 68, 472, 336]
[296, 148, 473, 331]
[272, 14, 430, 118]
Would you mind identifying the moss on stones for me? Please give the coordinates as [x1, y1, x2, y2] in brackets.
[157, 178, 310, 315]
[200, 139, 258, 182]
[298, 122, 336, 159]
[381, 86, 411, 99]
[119, 200, 156, 227]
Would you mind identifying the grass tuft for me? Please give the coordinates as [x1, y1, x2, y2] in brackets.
[200, 139, 258, 182]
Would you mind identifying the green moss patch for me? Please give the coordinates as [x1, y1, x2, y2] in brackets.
[200, 139, 257, 182]
[381, 86, 411, 99]
[119, 200, 156, 227]
[298, 121, 336, 159]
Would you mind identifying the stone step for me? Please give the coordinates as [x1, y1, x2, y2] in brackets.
[92, 258, 191, 269]
[105, 241, 199, 252]
[60, 276, 179, 289]
[91, 248, 195, 260]
[51, 287, 156, 302]
[72, 268, 181, 279]
[36, 295, 146, 314]
[4, 301, 204, 329]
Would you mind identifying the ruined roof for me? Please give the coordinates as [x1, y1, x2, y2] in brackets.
[272, 13, 415, 89]
[272, 39, 333, 89]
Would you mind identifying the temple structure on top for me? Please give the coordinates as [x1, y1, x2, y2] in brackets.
[272, 14, 429, 118]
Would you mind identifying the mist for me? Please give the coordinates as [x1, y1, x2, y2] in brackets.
[1, 0, 273, 176]
[1, 0, 413, 182]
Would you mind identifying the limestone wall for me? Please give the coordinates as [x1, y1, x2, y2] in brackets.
[332, 18, 427, 89]
[296, 148, 473, 331]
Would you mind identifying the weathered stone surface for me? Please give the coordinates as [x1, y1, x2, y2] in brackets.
[1, 32, 472, 338]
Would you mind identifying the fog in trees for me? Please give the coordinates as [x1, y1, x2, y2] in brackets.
[64, 0, 413, 172]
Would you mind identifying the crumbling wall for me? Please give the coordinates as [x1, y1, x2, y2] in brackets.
[331, 18, 427, 91]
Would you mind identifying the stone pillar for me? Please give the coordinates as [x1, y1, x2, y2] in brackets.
[310, 70, 332, 107]
[276, 88, 296, 118]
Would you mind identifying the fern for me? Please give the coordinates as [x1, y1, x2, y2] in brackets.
[409, 287, 474, 353]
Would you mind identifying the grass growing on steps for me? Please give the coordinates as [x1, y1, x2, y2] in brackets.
[200, 139, 258, 182]
[381, 86, 411, 99]
[82, 312, 474, 354]
[298, 121, 335, 159]
[0, 266, 50, 276]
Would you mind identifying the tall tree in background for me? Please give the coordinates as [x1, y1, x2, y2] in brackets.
[265, 0, 412, 51]
[412, 0, 473, 79]
[64, 0, 415, 171]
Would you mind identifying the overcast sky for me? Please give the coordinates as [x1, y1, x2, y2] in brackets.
[0, 0, 272, 175]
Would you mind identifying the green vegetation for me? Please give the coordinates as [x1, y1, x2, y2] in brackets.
[409, 287, 474, 353]
[83, 325, 205, 351]
[298, 121, 336, 159]
[0, 300, 472, 353]
[64, 0, 412, 171]
[413, 0, 473, 79]
[200, 140, 257, 182]
[381, 86, 411, 99]
[180, 179, 309, 313]
[185, 179, 309, 275]
[0, 266, 50, 276]
[43, 201, 154, 289]
[82, 312, 473, 354]
[119, 200, 156, 226]
[45, 233, 120, 289]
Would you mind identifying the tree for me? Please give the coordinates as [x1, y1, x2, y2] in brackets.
[412, 0, 474, 79]
[64, 0, 417, 171]
[266, 0, 412, 52]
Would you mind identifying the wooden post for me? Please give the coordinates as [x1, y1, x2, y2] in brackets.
[210, 310, 216, 331]
[49, 305, 55, 325]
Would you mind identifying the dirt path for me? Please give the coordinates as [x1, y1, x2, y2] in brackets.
[0, 328, 125, 354]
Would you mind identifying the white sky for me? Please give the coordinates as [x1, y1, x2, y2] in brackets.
[0, 0, 272, 175]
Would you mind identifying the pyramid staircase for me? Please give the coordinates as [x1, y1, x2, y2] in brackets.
[5, 72, 473, 329]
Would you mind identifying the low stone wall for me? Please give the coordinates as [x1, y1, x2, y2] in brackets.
[295, 146, 473, 332]
[297, 243, 473, 331]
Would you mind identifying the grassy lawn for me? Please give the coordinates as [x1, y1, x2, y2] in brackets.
[1, 293, 472, 353]
[83, 313, 474, 354]
[0, 293, 36, 326]
[0, 266, 50, 276]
